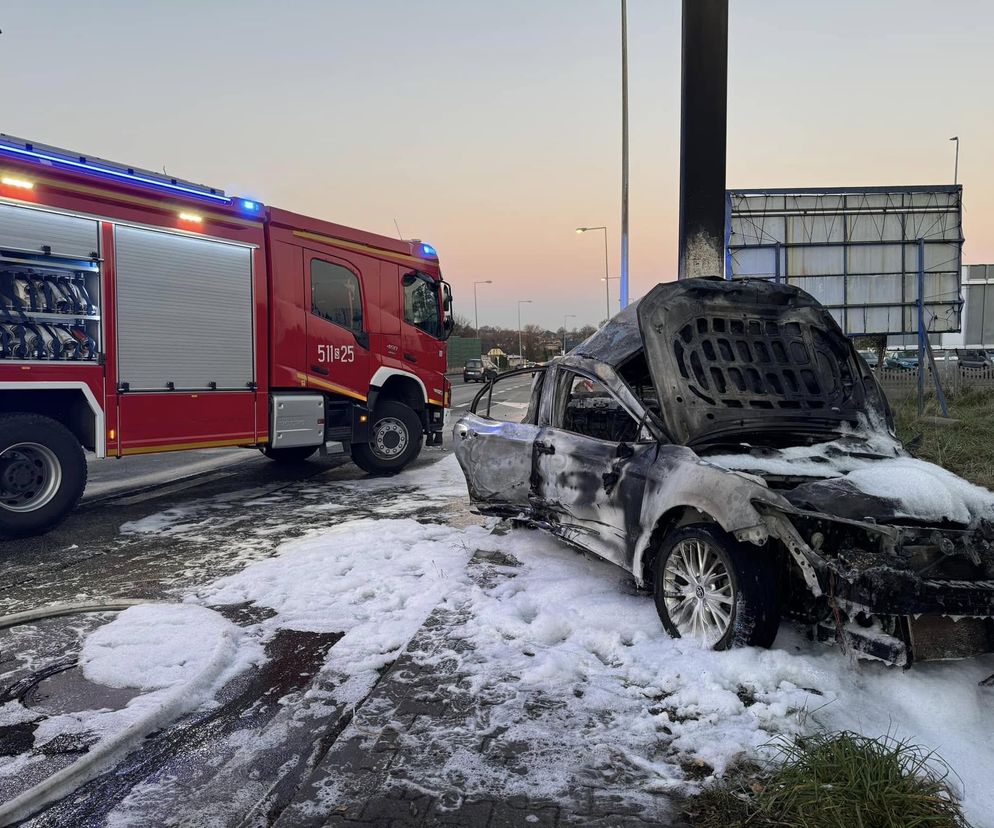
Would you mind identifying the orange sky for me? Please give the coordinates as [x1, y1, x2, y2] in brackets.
[2, 0, 991, 329]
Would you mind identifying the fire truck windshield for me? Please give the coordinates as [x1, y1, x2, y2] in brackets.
[402, 271, 443, 339]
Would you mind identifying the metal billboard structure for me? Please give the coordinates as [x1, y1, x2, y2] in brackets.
[725, 185, 964, 338]
[963, 265, 994, 347]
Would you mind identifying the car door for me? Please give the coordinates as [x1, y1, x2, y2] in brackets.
[532, 368, 652, 569]
[453, 368, 546, 515]
[304, 252, 370, 396]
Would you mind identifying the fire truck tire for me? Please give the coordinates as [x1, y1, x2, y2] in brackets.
[262, 445, 318, 464]
[0, 413, 87, 538]
[350, 401, 423, 475]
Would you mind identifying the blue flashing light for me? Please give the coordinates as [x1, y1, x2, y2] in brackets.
[0, 140, 232, 205]
[242, 199, 260, 212]
[420, 242, 438, 258]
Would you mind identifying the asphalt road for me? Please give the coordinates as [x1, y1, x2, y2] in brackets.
[0, 373, 536, 609]
[0, 373, 537, 826]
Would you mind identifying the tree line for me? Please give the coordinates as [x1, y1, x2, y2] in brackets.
[449, 316, 599, 361]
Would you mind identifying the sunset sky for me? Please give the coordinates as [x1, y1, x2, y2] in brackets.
[2, 0, 991, 330]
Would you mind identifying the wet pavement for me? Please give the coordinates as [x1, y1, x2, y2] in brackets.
[1, 376, 609, 827]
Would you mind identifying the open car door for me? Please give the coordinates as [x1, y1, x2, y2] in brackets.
[453, 368, 545, 516]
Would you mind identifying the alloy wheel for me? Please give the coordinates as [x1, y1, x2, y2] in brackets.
[661, 537, 735, 646]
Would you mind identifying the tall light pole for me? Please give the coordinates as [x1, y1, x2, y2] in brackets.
[563, 313, 576, 354]
[473, 280, 492, 334]
[950, 136, 959, 185]
[620, 0, 630, 309]
[517, 299, 532, 361]
[576, 226, 611, 321]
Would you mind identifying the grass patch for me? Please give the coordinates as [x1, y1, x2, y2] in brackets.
[685, 732, 970, 828]
[892, 388, 994, 490]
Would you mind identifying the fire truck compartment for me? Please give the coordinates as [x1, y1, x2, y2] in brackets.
[115, 226, 255, 392]
[0, 201, 99, 259]
[0, 202, 102, 364]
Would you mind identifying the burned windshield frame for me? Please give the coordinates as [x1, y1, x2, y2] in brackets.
[470, 366, 546, 421]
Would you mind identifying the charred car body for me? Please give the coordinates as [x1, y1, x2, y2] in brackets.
[453, 278, 994, 666]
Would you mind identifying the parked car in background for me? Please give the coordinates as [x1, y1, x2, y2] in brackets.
[454, 278, 994, 666]
[885, 350, 919, 370]
[463, 358, 498, 383]
[956, 349, 993, 371]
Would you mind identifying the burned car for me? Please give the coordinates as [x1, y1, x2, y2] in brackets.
[453, 278, 994, 666]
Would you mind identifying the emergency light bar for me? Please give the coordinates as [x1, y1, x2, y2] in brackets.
[0, 133, 243, 207]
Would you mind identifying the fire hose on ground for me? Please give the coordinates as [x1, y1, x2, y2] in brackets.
[0, 600, 237, 827]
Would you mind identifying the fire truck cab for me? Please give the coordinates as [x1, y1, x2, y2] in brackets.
[0, 135, 453, 537]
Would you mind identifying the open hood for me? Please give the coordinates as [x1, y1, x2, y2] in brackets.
[636, 278, 888, 447]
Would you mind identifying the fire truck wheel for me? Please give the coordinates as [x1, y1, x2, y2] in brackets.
[262, 445, 318, 464]
[350, 401, 423, 475]
[0, 413, 87, 538]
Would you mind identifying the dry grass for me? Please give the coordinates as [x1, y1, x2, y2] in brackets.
[891, 389, 994, 490]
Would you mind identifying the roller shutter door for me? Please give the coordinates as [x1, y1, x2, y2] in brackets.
[115, 225, 254, 391]
[0, 202, 99, 259]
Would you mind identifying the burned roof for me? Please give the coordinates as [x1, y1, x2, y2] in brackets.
[570, 300, 644, 367]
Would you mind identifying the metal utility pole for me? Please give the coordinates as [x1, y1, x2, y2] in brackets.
[678, 0, 728, 280]
[517, 299, 532, 360]
[950, 136, 959, 184]
[473, 280, 492, 334]
[620, 0, 630, 308]
[563, 313, 576, 353]
[576, 226, 611, 320]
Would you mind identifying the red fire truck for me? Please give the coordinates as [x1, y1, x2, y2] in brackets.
[0, 135, 453, 537]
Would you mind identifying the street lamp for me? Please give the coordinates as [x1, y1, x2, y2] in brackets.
[473, 280, 493, 333]
[576, 226, 611, 320]
[517, 299, 532, 362]
[563, 313, 576, 354]
[950, 136, 960, 185]
[621, 0, 630, 309]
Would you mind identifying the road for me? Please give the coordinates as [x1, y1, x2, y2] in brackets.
[2, 375, 535, 606]
[0, 373, 537, 825]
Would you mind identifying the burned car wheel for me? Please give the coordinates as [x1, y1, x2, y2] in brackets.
[652, 524, 779, 650]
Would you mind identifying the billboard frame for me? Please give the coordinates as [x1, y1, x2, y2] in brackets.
[725, 184, 964, 339]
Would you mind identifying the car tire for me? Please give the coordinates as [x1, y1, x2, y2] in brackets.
[262, 445, 318, 464]
[350, 400, 423, 475]
[0, 413, 87, 538]
[652, 523, 780, 650]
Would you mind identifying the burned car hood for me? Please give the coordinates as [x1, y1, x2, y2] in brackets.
[635, 278, 890, 447]
[706, 437, 994, 527]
